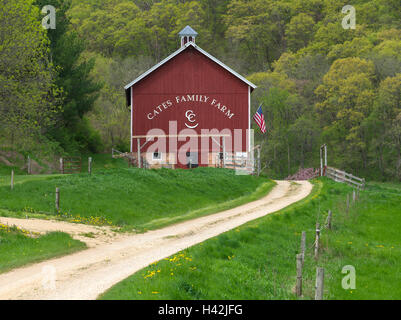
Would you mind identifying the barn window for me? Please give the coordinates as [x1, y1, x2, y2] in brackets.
[152, 152, 162, 161]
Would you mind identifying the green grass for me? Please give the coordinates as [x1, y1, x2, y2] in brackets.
[81, 153, 130, 172]
[0, 164, 25, 176]
[0, 226, 86, 274]
[0, 153, 129, 176]
[0, 167, 272, 230]
[100, 178, 401, 300]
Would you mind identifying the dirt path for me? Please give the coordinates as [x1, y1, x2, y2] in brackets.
[0, 180, 312, 300]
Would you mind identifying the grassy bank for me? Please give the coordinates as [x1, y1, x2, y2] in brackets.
[0, 224, 86, 274]
[100, 179, 401, 300]
[0, 168, 273, 230]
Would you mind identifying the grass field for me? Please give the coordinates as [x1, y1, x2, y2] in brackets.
[0, 153, 129, 176]
[0, 167, 272, 231]
[0, 224, 85, 274]
[100, 178, 401, 300]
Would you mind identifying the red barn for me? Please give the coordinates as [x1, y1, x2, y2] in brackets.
[124, 26, 257, 170]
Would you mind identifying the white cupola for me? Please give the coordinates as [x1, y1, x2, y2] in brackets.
[179, 26, 198, 48]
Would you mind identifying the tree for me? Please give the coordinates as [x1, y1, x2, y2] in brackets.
[370, 39, 401, 81]
[224, 0, 292, 72]
[88, 55, 156, 151]
[35, 0, 103, 152]
[371, 74, 401, 180]
[259, 86, 302, 176]
[286, 13, 315, 52]
[315, 57, 376, 171]
[0, 0, 60, 149]
[289, 116, 320, 169]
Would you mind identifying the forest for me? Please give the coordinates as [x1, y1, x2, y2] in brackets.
[0, 0, 400, 180]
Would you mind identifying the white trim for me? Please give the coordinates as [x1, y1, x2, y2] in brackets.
[130, 87, 133, 153]
[248, 86, 251, 154]
[124, 43, 257, 90]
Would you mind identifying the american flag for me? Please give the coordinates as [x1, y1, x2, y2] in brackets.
[253, 104, 266, 133]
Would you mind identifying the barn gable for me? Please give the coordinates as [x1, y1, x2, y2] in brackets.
[124, 42, 257, 106]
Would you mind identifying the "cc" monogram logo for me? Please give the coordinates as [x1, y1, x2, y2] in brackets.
[185, 110, 199, 129]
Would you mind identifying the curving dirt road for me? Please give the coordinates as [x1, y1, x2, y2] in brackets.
[0, 180, 312, 300]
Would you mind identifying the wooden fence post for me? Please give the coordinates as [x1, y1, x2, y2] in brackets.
[59, 158, 64, 174]
[55, 187, 60, 213]
[27, 156, 31, 175]
[11, 170, 14, 190]
[301, 231, 306, 265]
[346, 194, 350, 216]
[353, 190, 356, 203]
[314, 223, 320, 260]
[315, 267, 324, 300]
[88, 157, 92, 175]
[296, 253, 303, 297]
[327, 210, 332, 230]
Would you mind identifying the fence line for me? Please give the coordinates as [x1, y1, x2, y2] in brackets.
[60, 157, 82, 174]
[326, 166, 365, 189]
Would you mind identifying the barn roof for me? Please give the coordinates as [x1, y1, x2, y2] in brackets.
[125, 42, 257, 106]
[178, 25, 198, 36]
